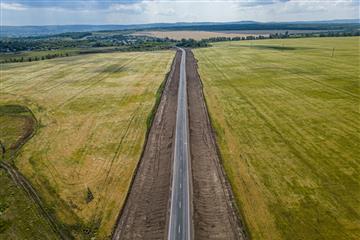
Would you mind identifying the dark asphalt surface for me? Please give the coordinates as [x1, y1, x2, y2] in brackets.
[168, 48, 192, 240]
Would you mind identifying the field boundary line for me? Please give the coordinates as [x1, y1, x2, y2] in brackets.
[111, 50, 177, 239]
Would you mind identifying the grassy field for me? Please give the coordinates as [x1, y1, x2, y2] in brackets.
[194, 37, 360, 240]
[0, 105, 36, 159]
[0, 170, 60, 239]
[0, 50, 174, 239]
[0, 105, 59, 239]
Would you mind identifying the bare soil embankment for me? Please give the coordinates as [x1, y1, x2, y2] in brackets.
[186, 49, 247, 240]
[112, 49, 247, 240]
[112, 50, 181, 239]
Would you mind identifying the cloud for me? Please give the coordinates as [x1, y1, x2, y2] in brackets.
[238, 0, 289, 7]
[1, 0, 359, 25]
[0, 2, 26, 11]
[110, 2, 145, 14]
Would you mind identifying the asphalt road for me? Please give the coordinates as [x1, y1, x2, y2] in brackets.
[168, 48, 192, 240]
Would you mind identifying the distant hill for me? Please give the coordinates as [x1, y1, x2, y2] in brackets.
[287, 19, 360, 24]
[1, 19, 359, 37]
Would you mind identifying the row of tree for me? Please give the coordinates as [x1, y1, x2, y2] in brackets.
[176, 39, 209, 48]
[1, 53, 70, 63]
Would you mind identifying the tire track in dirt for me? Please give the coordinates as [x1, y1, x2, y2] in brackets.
[112, 50, 181, 239]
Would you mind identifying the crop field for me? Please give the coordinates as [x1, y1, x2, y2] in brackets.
[133, 30, 262, 40]
[0, 170, 59, 239]
[0, 105, 58, 239]
[0, 50, 174, 238]
[194, 37, 360, 239]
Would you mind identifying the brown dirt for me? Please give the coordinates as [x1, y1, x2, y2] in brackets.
[112, 50, 181, 240]
[112, 49, 247, 240]
[186, 49, 247, 240]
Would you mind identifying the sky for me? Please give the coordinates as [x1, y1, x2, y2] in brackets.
[0, 0, 359, 26]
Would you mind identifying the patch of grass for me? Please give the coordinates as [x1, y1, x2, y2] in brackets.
[0, 105, 36, 161]
[0, 169, 59, 239]
[194, 37, 360, 240]
[247, 45, 297, 51]
[146, 69, 169, 131]
[0, 105, 28, 114]
[0, 50, 174, 238]
[0, 104, 66, 239]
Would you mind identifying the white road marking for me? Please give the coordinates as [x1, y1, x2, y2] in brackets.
[168, 48, 192, 240]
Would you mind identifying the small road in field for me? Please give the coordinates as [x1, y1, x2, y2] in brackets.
[0, 162, 70, 240]
[0, 108, 70, 240]
[167, 48, 192, 240]
[112, 48, 246, 240]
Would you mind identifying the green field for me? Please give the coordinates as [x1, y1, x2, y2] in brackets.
[0, 170, 60, 240]
[194, 37, 360, 239]
[0, 50, 174, 239]
[0, 105, 59, 239]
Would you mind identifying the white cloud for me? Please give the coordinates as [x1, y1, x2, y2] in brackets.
[110, 3, 145, 14]
[1, 0, 359, 25]
[0, 2, 26, 11]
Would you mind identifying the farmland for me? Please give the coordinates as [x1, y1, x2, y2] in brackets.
[194, 37, 360, 239]
[0, 50, 174, 239]
[0, 105, 59, 239]
[0, 170, 59, 239]
[133, 30, 262, 40]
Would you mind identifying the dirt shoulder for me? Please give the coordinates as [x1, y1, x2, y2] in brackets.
[112, 49, 247, 239]
[112, 50, 181, 240]
[186, 49, 247, 240]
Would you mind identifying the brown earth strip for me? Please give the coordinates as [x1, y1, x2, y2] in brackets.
[186, 49, 247, 240]
[112, 50, 181, 240]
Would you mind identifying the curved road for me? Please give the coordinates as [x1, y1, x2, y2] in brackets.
[167, 48, 192, 240]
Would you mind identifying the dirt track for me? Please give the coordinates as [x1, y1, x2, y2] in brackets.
[112, 50, 181, 239]
[186, 49, 247, 239]
[0, 105, 70, 240]
[0, 162, 69, 240]
[112, 49, 247, 239]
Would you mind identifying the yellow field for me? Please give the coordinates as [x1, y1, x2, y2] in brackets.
[195, 37, 360, 239]
[133, 30, 262, 40]
[0, 51, 174, 238]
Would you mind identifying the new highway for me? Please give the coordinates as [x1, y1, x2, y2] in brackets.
[168, 48, 192, 240]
